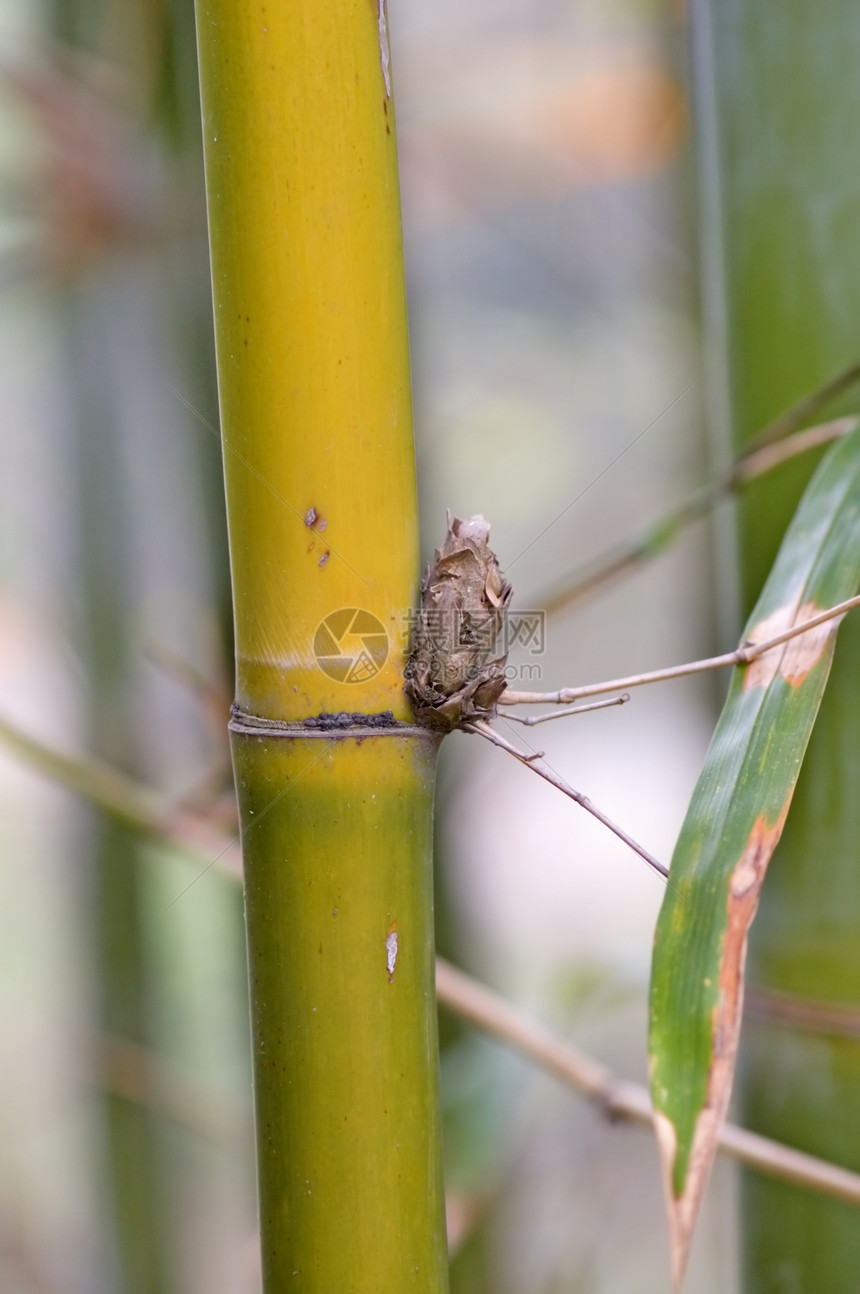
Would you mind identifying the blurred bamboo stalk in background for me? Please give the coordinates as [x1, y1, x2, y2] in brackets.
[693, 1, 860, 1287]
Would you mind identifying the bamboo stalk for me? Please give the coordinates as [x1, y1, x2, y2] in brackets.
[693, 2, 860, 1287]
[193, 1, 448, 1288]
[232, 728, 445, 1287]
[61, 284, 176, 1294]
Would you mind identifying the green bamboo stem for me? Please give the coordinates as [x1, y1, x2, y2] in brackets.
[693, 2, 860, 1288]
[193, 1, 448, 1288]
[232, 729, 446, 1287]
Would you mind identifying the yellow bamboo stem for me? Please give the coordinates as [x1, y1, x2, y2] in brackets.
[195, 0, 417, 720]
[194, 2, 449, 1288]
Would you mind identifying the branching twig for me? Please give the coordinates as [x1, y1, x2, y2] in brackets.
[502, 593, 860, 707]
[5, 713, 860, 1209]
[435, 958, 860, 1208]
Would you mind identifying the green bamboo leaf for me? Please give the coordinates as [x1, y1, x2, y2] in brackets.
[648, 425, 860, 1290]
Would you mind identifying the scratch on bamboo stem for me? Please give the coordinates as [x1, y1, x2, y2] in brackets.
[386, 929, 398, 983]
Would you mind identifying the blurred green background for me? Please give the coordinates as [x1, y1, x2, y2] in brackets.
[0, 0, 733, 1290]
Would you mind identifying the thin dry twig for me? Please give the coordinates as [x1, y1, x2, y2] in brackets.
[539, 414, 857, 617]
[89, 1032, 251, 1148]
[502, 593, 860, 707]
[4, 713, 860, 1209]
[435, 958, 860, 1208]
[504, 693, 629, 727]
[735, 416, 857, 482]
[463, 718, 668, 879]
[749, 362, 860, 451]
[0, 713, 242, 878]
[745, 985, 860, 1039]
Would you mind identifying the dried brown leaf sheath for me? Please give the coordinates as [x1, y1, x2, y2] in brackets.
[406, 513, 512, 730]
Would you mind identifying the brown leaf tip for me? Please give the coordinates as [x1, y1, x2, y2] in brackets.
[405, 512, 513, 731]
[656, 800, 791, 1292]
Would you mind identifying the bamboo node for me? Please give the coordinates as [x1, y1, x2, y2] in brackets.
[228, 705, 433, 739]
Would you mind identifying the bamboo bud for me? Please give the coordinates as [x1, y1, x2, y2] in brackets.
[406, 513, 512, 730]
